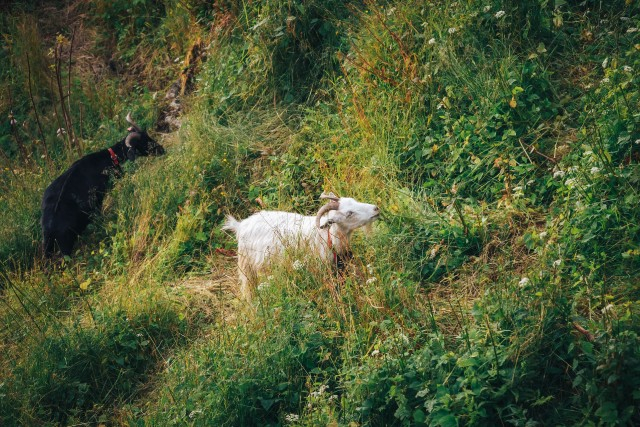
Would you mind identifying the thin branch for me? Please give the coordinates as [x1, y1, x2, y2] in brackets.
[26, 52, 52, 169]
[572, 322, 595, 342]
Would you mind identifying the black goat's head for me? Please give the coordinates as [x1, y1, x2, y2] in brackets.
[124, 112, 165, 161]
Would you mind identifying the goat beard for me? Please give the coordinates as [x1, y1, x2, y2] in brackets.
[363, 223, 373, 235]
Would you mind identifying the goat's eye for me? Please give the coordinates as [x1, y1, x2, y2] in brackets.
[346, 211, 354, 217]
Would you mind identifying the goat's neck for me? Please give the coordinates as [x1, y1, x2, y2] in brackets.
[108, 141, 128, 165]
[326, 223, 351, 254]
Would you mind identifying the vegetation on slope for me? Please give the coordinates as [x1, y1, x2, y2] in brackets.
[1, 0, 639, 425]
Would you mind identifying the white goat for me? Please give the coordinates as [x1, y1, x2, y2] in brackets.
[222, 192, 380, 299]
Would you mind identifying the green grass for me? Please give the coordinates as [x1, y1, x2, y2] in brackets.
[2, 0, 640, 425]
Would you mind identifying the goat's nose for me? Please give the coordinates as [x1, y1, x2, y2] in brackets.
[373, 206, 380, 213]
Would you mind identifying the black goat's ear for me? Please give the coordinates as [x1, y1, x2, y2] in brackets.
[127, 148, 137, 161]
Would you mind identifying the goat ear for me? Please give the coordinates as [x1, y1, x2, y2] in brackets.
[127, 148, 137, 161]
[321, 211, 346, 228]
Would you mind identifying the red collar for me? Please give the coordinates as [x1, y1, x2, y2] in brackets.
[108, 148, 120, 167]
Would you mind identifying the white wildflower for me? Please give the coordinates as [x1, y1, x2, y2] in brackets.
[565, 177, 578, 188]
[627, 27, 638, 33]
[284, 413, 299, 423]
[622, 65, 633, 73]
[553, 259, 562, 268]
[56, 128, 66, 138]
[601, 303, 614, 314]
[428, 37, 436, 45]
[539, 231, 548, 239]
[601, 77, 610, 84]
[399, 333, 410, 344]
[448, 27, 457, 34]
[311, 384, 329, 398]
[188, 410, 203, 419]
[518, 277, 530, 287]
[371, 349, 380, 357]
[366, 264, 374, 275]
[553, 169, 566, 179]
[366, 277, 377, 285]
[583, 150, 593, 156]
[292, 259, 304, 271]
[590, 167, 600, 175]
[635, 139, 640, 145]
[429, 247, 438, 259]
[484, 5, 491, 12]
[602, 57, 609, 68]
[495, 10, 506, 19]
[329, 394, 339, 401]
[257, 282, 270, 291]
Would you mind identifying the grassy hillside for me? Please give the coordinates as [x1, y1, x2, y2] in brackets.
[1, 0, 639, 425]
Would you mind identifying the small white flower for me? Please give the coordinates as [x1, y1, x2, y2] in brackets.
[292, 259, 304, 271]
[189, 409, 202, 418]
[257, 282, 270, 291]
[519, 277, 530, 287]
[428, 37, 436, 45]
[329, 394, 338, 401]
[602, 57, 609, 68]
[583, 150, 593, 156]
[601, 303, 614, 314]
[366, 264, 374, 275]
[553, 259, 562, 268]
[399, 333, 410, 344]
[495, 10, 506, 19]
[56, 128, 66, 138]
[448, 27, 457, 34]
[553, 169, 566, 179]
[627, 28, 638, 33]
[565, 177, 578, 188]
[635, 139, 640, 145]
[366, 277, 377, 285]
[284, 413, 299, 423]
[371, 349, 380, 357]
[601, 77, 610, 84]
[188, 409, 203, 419]
[484, 5, 491, 12]
[622, 65, 633, 73]
[590, 167, 600, 175]
[539, 231, 548, 239]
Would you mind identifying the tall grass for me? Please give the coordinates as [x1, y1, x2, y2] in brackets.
[1, 0, 639, 425]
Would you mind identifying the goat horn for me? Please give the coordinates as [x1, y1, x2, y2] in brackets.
[125, 132, 140, 148]
[319, 191, 340, 202]
[316, 200, 340, 229]
[126, 112, 142, 132]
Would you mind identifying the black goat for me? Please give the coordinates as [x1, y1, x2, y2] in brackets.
[41, 113, 165, 257]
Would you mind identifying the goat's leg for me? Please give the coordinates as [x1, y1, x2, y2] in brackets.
[55, 231, 78, 257]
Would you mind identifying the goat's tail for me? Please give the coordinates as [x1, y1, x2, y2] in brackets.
[221, 215, 240, 233]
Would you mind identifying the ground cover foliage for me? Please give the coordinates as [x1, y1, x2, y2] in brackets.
[1, 0, 640, 425]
